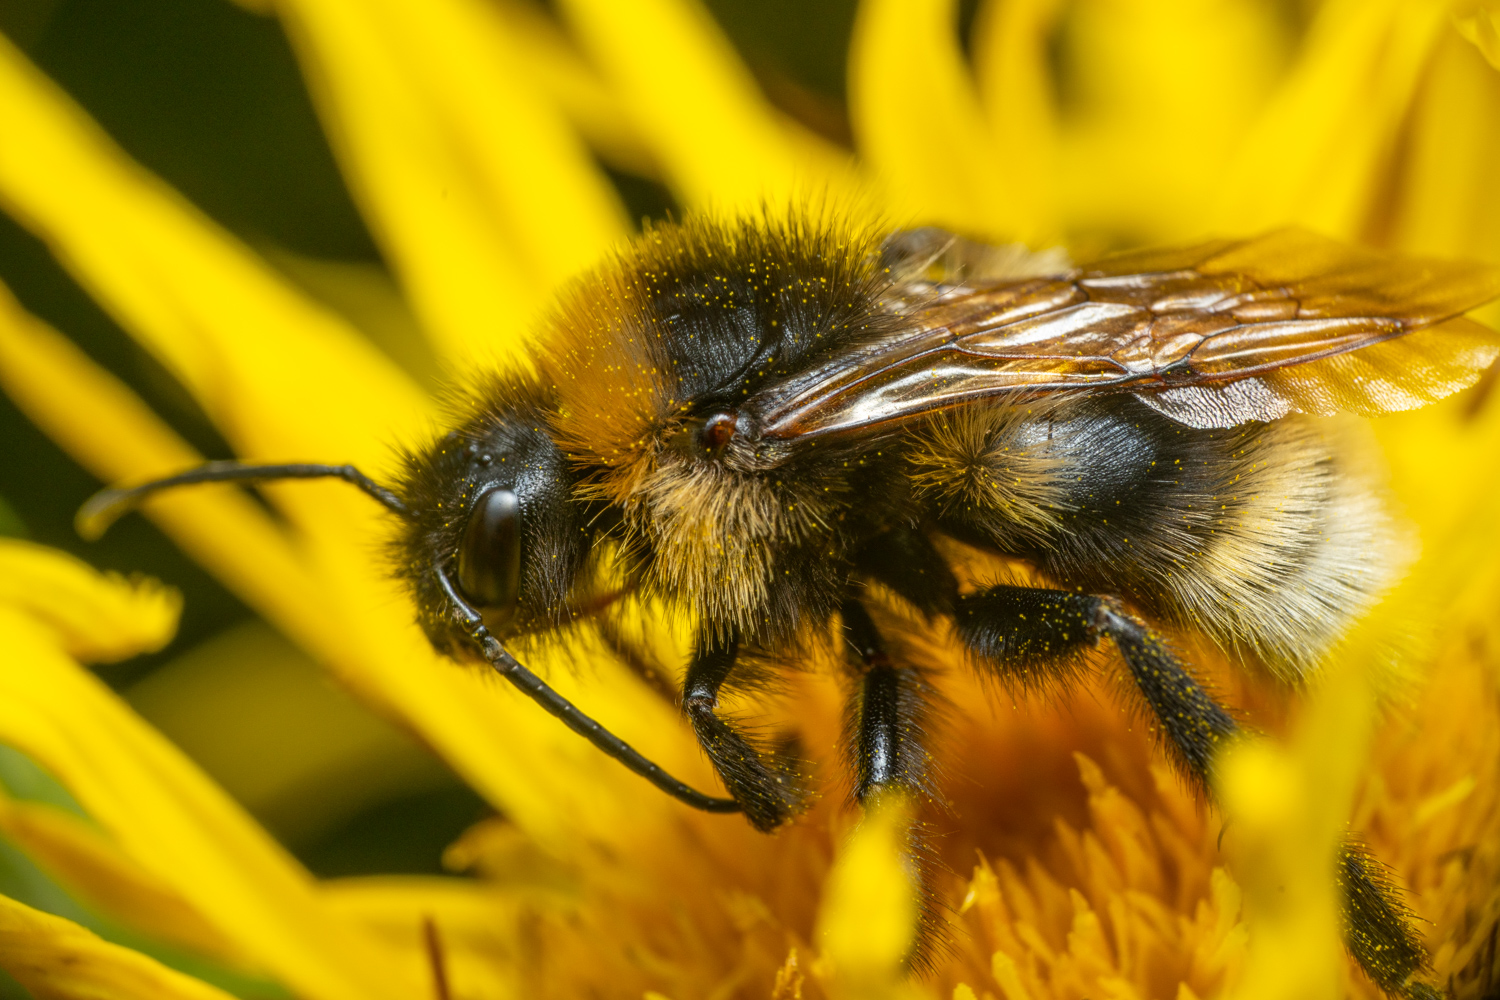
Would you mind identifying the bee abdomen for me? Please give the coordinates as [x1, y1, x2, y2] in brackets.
[928, 396, 1404, 679]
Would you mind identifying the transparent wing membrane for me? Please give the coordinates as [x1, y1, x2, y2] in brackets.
[756, 230, 1500, 437]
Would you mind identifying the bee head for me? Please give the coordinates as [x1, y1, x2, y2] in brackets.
[392, 374, 595, 656]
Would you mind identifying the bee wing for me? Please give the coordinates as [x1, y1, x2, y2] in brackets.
[755, 230, 1500, 438]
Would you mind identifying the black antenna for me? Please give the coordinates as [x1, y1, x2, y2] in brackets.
[79, 460, 743, 817]
[76, 461, 410, 539]
[434, 565, 742, 814]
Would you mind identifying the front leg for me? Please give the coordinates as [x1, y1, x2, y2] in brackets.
[956, 584, 1433, 998]
[683, 635, 805, 831]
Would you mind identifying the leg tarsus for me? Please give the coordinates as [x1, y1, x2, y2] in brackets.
[683, 636, 805, 831]
[1338, 841, 1432, 996]
[1091, 602, 1238, 794]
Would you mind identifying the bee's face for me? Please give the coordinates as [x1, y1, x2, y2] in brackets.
[393, 378, 596, 655]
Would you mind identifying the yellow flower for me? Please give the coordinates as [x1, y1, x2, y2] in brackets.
[0, 1, 1498, 998]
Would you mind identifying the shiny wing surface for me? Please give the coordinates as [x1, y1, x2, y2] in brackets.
[755, 230, 1500, 437]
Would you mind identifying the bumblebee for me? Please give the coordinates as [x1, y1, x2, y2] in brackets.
[84, 215, 1500, 996]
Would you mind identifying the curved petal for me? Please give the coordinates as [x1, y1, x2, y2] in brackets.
[0, 33, 431, 474]
[0, 284, 331, 656]
[0, 540, 179, 664]
[1457, 6, 1500, 70]
[490, 0, 659, 177]
[556, 0, 854, 211]
[850, 0, 1033, 241]
[1217, 741, 1347, 997]
[0, 792, 242, 964]
[1044, 0, 1292, 241]
[0, 893, 238, 1000]
[1211, 0, 1451, 238]
[970, 0, 1065, 242]
[271, 0, 629, 364]
[1386, 22, 1500, 267]
[815, 793, 920, 997]
[0, 605, 421, 1000]
[323, 876, 531, 1000]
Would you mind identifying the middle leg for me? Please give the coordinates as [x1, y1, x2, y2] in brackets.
[841, 592, 944, 964]
[842, 597, 935, 804]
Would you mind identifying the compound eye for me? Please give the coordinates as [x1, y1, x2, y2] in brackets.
[456, 488, 521, 616]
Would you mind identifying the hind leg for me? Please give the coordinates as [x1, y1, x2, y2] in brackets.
[955, 583, 1433, 997]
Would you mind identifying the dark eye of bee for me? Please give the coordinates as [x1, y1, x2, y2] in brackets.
[457, 487, 521, 616]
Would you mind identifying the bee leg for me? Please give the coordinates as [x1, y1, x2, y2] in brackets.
[682, 636, 805, 831]
[1093, 602, 1433, 997]
[842, 598, 934, 802]
[1088, 601, 1238, 793]
[956, 585, 1434, 997]
[842, 596, 942, 965]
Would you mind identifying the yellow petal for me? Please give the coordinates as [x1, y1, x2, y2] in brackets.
[272, 0, 629, 363]
[0, 605, 422, 1000]
[970, 0, 1065, 241]
[490, 0, 659, 178]
[815, 792, 921, 998]
[322, 876, 530, 999]
[1217, 740, 1345, 999]
[1048, 0, 1292, 242]
[0, 892, 237, 1000]
[1456, 5, 1500, 70]
[0, 540, 178, 664]
[556, 0, 851, 210]
[850, 0, 1037, 241]
[1386, 20, 1500, 265]
[126, 620, 449, 846]
[0, 791, 241, 964]
[0, 32, 430, 472]
[1211, 0, 1451, 238]
[0, 281, 332, 660]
